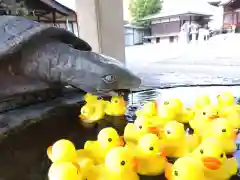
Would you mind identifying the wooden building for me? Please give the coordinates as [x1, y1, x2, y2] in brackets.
[222, 0, 240, 30]
[0, 0, 79, 36]
[143, 10, 212, 44]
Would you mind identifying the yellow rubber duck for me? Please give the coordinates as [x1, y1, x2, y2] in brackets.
[160, 121, 200, 158]
[79, 99, 106, 124]
[162, 98, 183, 116]
[78, 158, 100, 180]
[191, 138, 238, 180]
[47, 139, 77, 163]
[153, 105, 176, 128]
[189, 105, 219, 137]
[100, 146, 139, 180]
[217, 91, 235, 109]
[128, 133, 167, 176]
[48, 162, 82, 180]
[105, 96, 126, 116]
[202, 118, 237, 154]
[84, 127, 124, 164]
[136, 101, 158, 117]
[177, 107, 195, 124]
[84, 93, 99, 103]
[194, 94, 211, 110]
[165, 156, 205, 180]
[219, 105, 240, 129]
[123, 116, 159, 144]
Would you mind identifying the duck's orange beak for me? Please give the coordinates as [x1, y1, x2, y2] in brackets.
[72, 162, 81, 170]
[232, 129, 238, 139]
[165, 162, 173, 180]
[118, 136, 125, 147]
[79, 114, 87, 121]
[202, 157, 222, 170]
[47, 146, 53, 161]
[154, 102, 158, 113]
[132, 157, 138, 171]
[148, 127, 159, 135]
[157, 151, 167, 158]
[209, 115, 219, 120]
[119, 99, 126, 107]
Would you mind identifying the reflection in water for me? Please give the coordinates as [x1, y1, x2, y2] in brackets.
[127, 86, 240, 179]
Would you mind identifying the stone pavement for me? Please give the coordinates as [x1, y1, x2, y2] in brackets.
[125, 34, 240, 67]
[125, 35, 240, 89]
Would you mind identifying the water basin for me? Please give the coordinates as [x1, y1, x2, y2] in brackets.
[0, 86, 240, 180]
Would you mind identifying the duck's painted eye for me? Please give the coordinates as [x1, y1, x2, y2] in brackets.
[139, 125, 142, 129]
[102, 74, 116, 84]
[108, 138, 112, 142]
[202, 112, 206, 115]
[174, 170, 178, 176]
[200, 149, 204, 154]
[114, 100, 119, 103]
[220, 153, 224, 158]
[164, 101, 169, 105]
[166, 130, 171, 134]
[222, 129, 226, 132]
[149, 146, 154, 151]
[121, 161, 125, 166]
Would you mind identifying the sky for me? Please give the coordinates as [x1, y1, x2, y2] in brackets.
[56, 0, 76, 11]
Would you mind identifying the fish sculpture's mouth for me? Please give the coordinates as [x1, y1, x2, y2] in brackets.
[96, 88, 131, 97]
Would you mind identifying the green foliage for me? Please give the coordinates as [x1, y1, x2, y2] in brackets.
[0, 0, 28, 16]
[129, 0, 162, 27]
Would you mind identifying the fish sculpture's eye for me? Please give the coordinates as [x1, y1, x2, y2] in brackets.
[102, 74, 116, 84]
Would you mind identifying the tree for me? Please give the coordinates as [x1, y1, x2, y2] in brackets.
[0, 0, 28, 16]
[129, 0, 163, 27]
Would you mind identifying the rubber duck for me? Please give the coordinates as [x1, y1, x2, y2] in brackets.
[217, 91, 235, 109]
[160, 121, 200, 158]
[165, 156, 205, 180]
[47, 139, 77, 163]
[100, 96, 127, 135]
[123, 115, 159, 144]
[189, 105, 219, 137]
[48, 162, 81, 180]
[100, 146, 139, 180]
[136, 101, 158, 117]
[152, 105, 176, 128]
[202, 118, 237, 154]
[191, 138, 238, 180]
[78, 158, 100, 180]
[84, 93, 99, 103]
[219, 105, 240, 129]
[129, 133, 167, 176]
[84, 127, 124, 164]
[79, 99, 106, 124]
[105, 96, 126, 116]
[194, 94, 211, 110]
[162, 98, 183, 116]
[177, 107, 195, 124]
